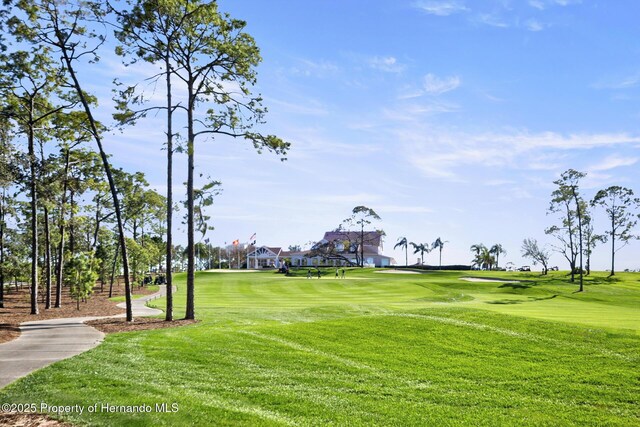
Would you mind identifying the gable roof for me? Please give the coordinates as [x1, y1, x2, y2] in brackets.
[247, 246, 282, 258]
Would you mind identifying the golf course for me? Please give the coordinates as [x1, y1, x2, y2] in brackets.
[1, 269, 638, 426]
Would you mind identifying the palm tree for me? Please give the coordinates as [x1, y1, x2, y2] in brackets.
[410, 242, 431, 265]
[480, 247, 496, 270]
[489, 244, 506, 269]
[432, 237, 448, 269]
[469, 243, 486, 269]
[395, 237, 408, 266]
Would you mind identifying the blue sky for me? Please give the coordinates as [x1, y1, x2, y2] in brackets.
[93, 0, 640, 270]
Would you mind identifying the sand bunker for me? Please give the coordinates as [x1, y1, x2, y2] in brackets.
[376, 269, 424, 274]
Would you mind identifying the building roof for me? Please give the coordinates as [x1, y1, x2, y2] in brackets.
[247, 246, 282, 257]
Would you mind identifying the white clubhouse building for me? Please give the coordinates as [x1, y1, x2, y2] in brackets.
[246, 230, 393, 269]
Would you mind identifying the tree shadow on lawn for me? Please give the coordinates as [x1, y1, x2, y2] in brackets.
[586, 276, 622, 285]
[486, 294, 559, 305]
[498, 283, 532, 290]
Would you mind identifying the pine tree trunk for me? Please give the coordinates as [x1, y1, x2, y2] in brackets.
[29, 122, 39, 315]
[44, 206, 52, 309]
[55, 148, 70, 309]
[610, 232, 616, 277]
[57, 36, 133, 322]
[69, 191, 75, 254]
[185, 87, 195, 320]
[165, 55, 174, 321]
[0, 191, 5, 309]
[109, 241, 119, 299]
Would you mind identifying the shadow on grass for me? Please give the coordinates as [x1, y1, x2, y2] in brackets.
[498, 283, 532, 290]
[486, 299, 522, 305]
[485, 294, 558, 305]
[530, 294, 559, 301]
[587, 276, 622, 285]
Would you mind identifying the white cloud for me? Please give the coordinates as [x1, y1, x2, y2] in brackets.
[525, 19, 545, 32]
[414, 1, 469, 16]
[474, 13, 509, 28]
[593, 74, 640, 90]
[529, 0, 545, 10]
[554, 0, 582, 6]
[423, 73, 462, 95]
[397, 88, 425, 100]
[382, 101, 460, 121]
[529, 0, 581, 8]
[398, 129, 640, 180]
[369, 56, 406, 73]
[289, 59, 340, 78]
[589, 154, 639, 171]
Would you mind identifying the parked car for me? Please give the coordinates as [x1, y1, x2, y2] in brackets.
[517, 266, 531, 272]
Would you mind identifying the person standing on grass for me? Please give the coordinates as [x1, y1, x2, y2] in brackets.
[307, 269, 311, 279]
[317, 269, 321, 279]
[335, 268, 339, 278]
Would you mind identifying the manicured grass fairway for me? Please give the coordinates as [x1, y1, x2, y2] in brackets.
[1, 269, 639, 426]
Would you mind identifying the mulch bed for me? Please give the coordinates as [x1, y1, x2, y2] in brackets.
[0, 282, 165, 344]
[0, 413, 73, 426]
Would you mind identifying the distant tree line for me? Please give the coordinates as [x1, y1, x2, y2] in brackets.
[522, 169, 639, 290]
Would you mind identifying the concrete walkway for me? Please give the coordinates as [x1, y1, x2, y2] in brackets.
[0, 285, 167, 388]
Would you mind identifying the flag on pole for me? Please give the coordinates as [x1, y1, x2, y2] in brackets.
[204, 238, 210, 244]
[249, 233, 256, 241]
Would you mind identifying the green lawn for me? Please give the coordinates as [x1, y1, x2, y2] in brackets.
[1, 269, 638, 426]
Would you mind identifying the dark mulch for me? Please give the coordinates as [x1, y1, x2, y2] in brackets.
[0, 323, 20, 343]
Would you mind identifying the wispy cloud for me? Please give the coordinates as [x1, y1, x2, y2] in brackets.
[368, 56, 406, 73]
[267, 97, 329, 116]
[529, 0, 581, 9]
[398, 129, 640, 180]
[589, 154, 639, 171]
[383, 101, 460, 121]
[313, 193, 383, 205]
[423, 73, 462, 95]
[529, 0, 545, 9]
[289, 59, 340, 78]
[498, 187, 534, 200]
[474, 13, 509, 28]
[525, 19, 545, 32]
[554, 0, 582, 6]
[414, 0, 469, 16]
[592, 73, 640, 90]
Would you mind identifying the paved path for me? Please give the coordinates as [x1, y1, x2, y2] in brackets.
[0, 285, 167, 388]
